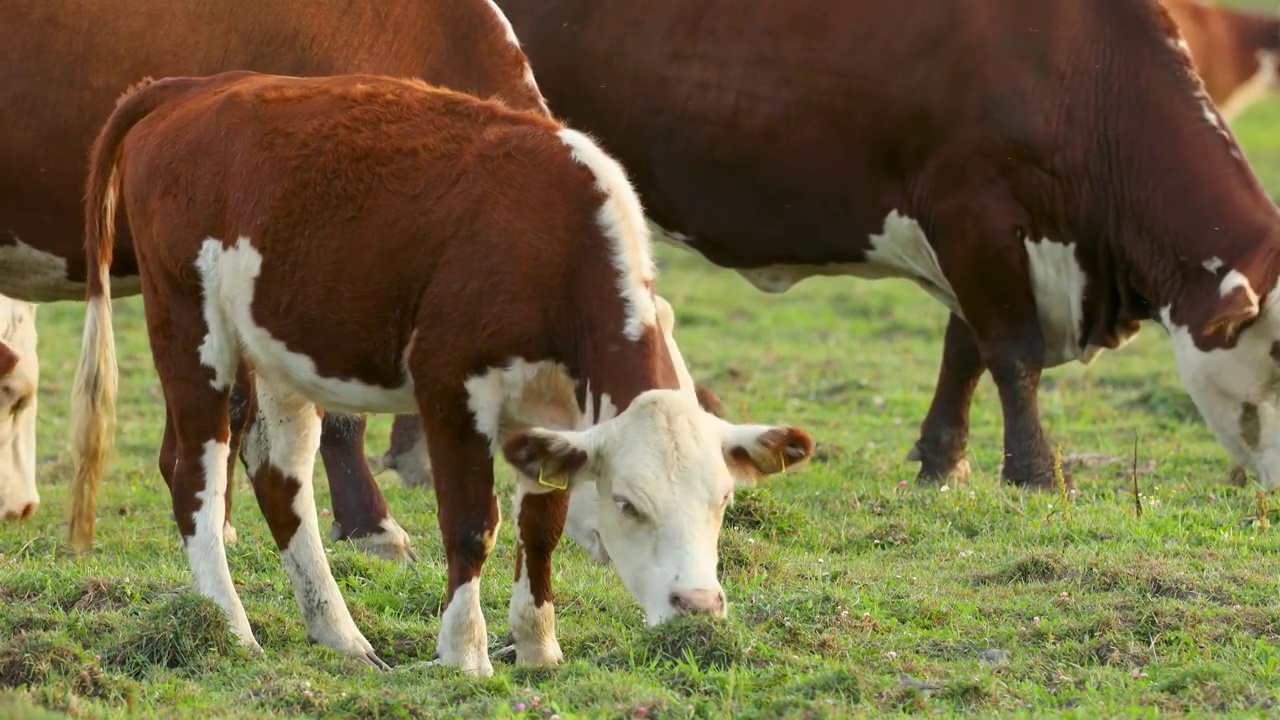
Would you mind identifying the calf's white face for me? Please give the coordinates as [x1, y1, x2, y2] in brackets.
[1164, 283, 1280, 489]
[0, 298, 38, 520]
[504, 389, 813, 625]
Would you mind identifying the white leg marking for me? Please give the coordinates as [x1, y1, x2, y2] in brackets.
[508, 484, 562, 665]
[436, 578, 493, 676]
[254, 381, 382, 666]
[186, 440, 258, 649]
[333, 516, 419, 562]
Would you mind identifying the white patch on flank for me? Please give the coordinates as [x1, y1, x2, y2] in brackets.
[1159, 294, 1280, 489]
[254, 380, 379, 663]
[481, 0, 551, 116]
[0, 296, 38, 519]
[1203, 256, 1225, 273]
[436, 578, 493, 676]
[186, 439, 258, 649]
[194, 237, 416, 413]
[1023, 238, 1091, 366]
[0, 238, 141, 302]
[556, 129, 659, 340]
[735, 211, 962, 317]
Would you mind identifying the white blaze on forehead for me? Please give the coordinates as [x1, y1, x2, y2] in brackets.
[557, 129, 659, 341]
[481, 0, 551, 116]
[0, 296, 38, 517]
[194, 237, 416, 413]
[1219, 269, 1259, 308]
[0, 238, 141, 303]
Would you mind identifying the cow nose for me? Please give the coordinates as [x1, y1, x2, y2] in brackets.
[3, 501, 38, 520]
[669, 589, 726, 616]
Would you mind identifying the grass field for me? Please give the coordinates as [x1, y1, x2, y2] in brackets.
[8, 23, 1280, 720]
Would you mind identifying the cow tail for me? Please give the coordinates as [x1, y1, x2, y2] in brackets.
[68, 75, 192, 551]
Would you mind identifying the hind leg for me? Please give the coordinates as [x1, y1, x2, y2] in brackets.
[241, 380, 386, 669]
[145, 295, 256, 650]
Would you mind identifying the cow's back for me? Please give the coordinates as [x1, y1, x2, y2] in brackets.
[0, 0, 544, 299]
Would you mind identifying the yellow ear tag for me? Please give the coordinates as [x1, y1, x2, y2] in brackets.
[537, 467, 568, 491]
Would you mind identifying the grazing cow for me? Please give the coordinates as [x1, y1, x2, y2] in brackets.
[454, 0, 1280, 491]
[378, 294, 726, 564]
[2, 0, 550, 556]
[71, 72, 814, 674]
[1162, 0, 1280, 120]
[0, 297, 37, 520]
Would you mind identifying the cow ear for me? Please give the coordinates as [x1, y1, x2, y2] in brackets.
[503, 428, 592, 494]
[695, 384, 726, 418]
[1202, 282, 1261, 343]
[722, 423, 814, 484]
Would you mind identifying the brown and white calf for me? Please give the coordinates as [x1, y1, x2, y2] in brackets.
[488, 0, 1280, 490]
[3, 0, 553, 558]
[71, 71, 813, 674]
[1162, 0, 1280, 120]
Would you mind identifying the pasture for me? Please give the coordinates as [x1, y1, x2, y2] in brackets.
[8, 19, 1280, 720]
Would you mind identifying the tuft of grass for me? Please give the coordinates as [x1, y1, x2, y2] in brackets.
[724, 486, 799, 536]
[0, 631, 120, 701]
[632, 615, 746, 670]
[105, 592, 248, 678]
[976, 552, 1070, 585]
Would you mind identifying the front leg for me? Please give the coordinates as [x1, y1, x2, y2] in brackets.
[980, 337, 1063, 489]
[911, 313, 986, 484]
[508, 485, 568, 666]
[420, 404, 500, 677]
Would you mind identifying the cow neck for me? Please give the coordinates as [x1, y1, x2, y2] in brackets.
[568, 317, 681, 426]
[1088, 6, 1280, 323]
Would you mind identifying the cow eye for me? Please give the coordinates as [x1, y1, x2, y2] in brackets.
[614, 496, 643, 520]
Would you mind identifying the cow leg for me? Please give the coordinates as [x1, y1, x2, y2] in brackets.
[241, 380, 387, 669]
[507, 484, 568, 666]
[146, 299, 257, 650]
[421, 402, 499, 677]
[319, 413, 417, 561]
[910, 313, 985, 484]
[379, 413, 434, 489]
[983, 340, 1062, 490]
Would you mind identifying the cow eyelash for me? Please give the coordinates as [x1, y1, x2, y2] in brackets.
[614, 496, 643, 520]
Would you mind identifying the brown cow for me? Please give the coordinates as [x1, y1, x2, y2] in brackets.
[465, 0, 1280, 491]
[1, 0, 548, 556]
[70, 71, 815, 674]
[1162, 0, 1280, 120]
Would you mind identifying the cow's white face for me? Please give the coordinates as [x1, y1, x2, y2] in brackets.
[1163, 285, 1280, 489]
[504, 389, 813, 625]
[0, 299, 38, 520]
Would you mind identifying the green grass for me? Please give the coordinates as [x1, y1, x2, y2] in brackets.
[8, 28, 1280, 719]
